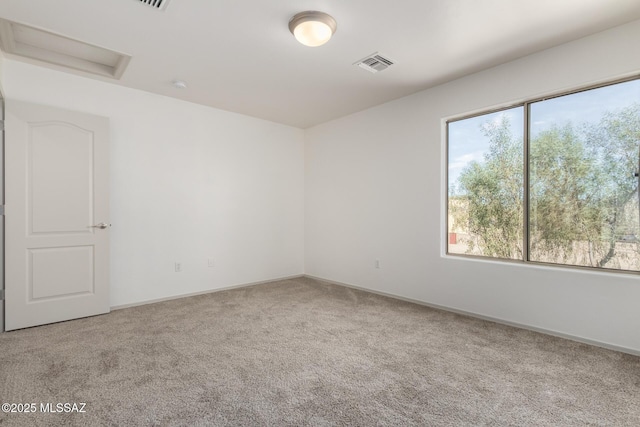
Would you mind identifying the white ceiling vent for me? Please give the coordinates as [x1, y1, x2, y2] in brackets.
[138, 0, 170, 11]
[354, 52, 395, 73]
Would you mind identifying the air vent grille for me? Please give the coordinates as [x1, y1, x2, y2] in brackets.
[355, 53, 395, 73]
[138, 0, 169, 10]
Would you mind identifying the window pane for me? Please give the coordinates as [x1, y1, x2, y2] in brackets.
[529, 79, 640, 271]
[448, 107, 524, 259]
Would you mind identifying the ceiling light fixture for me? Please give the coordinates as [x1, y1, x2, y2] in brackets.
[288, 11, 337, 47]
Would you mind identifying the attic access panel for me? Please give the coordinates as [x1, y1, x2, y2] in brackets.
[0, 18, 131, 79]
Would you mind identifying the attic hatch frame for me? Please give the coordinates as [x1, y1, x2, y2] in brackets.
[0, 18, 131, 80]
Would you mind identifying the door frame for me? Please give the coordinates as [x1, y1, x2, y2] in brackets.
[0, 90, 5, 333]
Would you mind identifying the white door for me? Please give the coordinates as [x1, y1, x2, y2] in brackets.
[5, 100, 110, 330]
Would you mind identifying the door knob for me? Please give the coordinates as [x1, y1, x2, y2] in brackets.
[91, 223, 111, 229]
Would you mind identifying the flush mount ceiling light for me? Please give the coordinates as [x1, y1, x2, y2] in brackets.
[288, 11, 337, 47]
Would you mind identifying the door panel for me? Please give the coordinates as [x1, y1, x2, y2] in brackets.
[5, 101, 110, 330]
[30, 246, 94, 300]
[30, 122, 94, 234]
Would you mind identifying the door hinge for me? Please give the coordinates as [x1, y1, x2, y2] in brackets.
[0, 205, 4, 215]
[0, 289, 4, 300]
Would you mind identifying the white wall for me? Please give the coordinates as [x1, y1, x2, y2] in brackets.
[305, 20, 640, 353]
[3, 60, 305, 307]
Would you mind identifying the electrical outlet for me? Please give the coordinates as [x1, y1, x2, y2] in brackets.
[375, 259, 381, 269]
[208, 258, 215, 268]
[175, 262, 182, 272]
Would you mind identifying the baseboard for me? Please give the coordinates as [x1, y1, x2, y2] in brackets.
[111, 274, 305, 311]
[304, 274, 640, 357]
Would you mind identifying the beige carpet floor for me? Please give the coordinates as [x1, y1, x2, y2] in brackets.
[0, 276, 638, 426]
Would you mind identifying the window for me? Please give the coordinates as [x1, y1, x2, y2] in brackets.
[447, 77, 640, 273]
[448, 107, 524, 259]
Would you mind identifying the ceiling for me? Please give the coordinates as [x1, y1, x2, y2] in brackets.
[1, 0, 639, 129]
